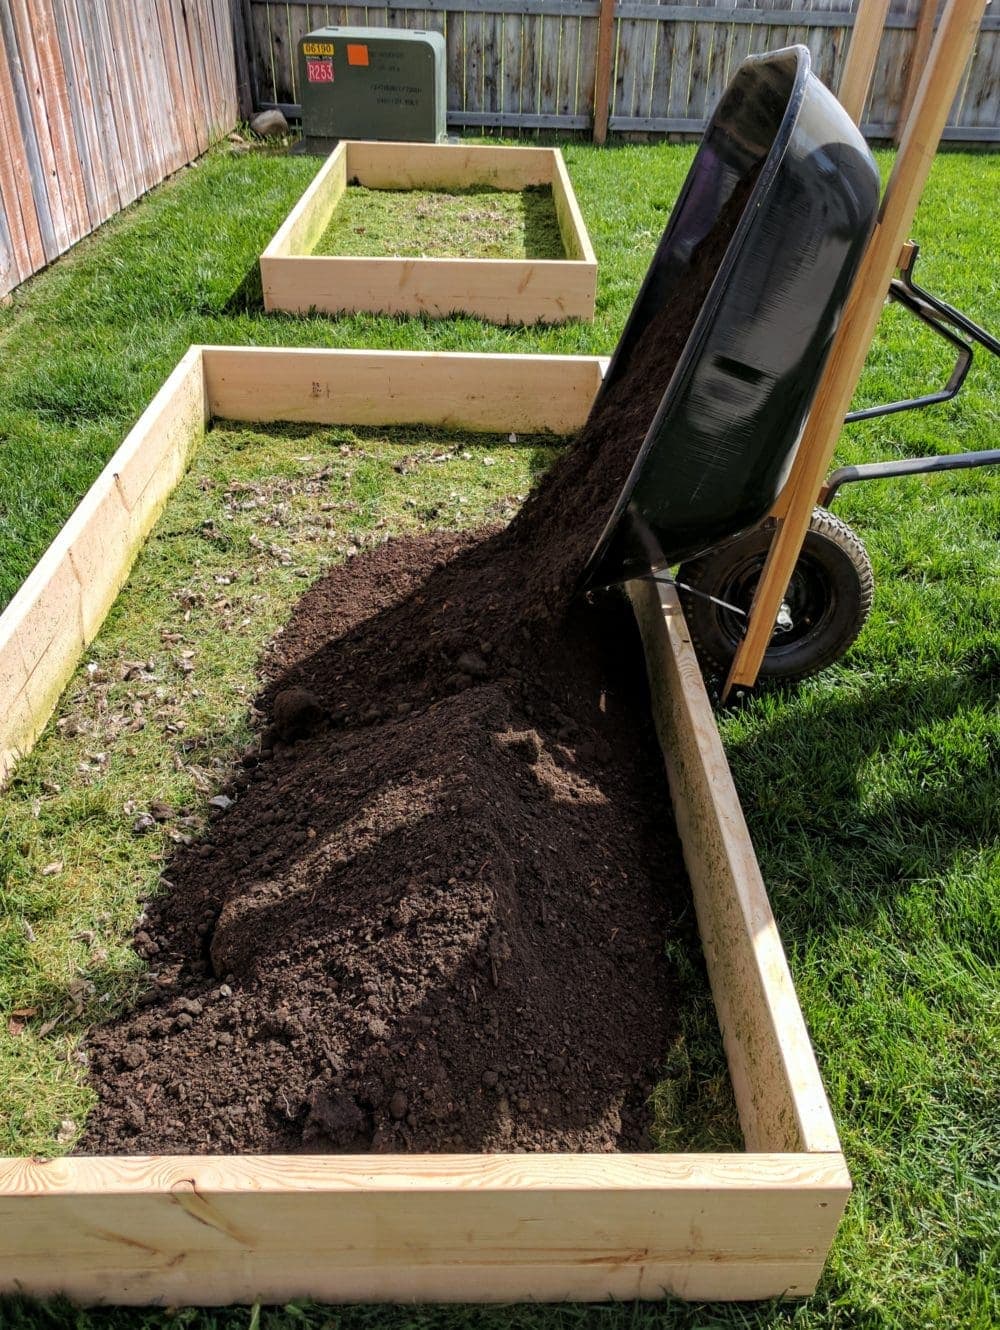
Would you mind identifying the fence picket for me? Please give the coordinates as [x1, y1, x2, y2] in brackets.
[0, 0, 238, 297]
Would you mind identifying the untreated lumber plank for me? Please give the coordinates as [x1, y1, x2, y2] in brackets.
[261, 143, 596, 324]
[0, 347, 207, 786]
[347, 140, 556, 190]
[551, 147, 597, 264]
[628, 576, 843, 1156]
[261, 254, 597, 323]
[202, 347, 604, 434]
[0, 1151, 850, 1304]
[263, 142, 347, 260]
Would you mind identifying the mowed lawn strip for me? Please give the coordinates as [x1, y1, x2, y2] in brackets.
[0, 141, 997, 1328]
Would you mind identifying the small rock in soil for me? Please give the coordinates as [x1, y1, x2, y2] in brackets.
[271, 687, 324, 742]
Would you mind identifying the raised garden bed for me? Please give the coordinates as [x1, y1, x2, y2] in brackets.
[260, 144, 598, 324]
[0, 347, 848, 1305]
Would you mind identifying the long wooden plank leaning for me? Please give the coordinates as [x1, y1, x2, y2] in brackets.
[260, 142, 598, 325]
[0, 346, 848, 1305]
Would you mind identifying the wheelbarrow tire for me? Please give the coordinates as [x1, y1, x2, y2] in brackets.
[676, 507, 874, 684]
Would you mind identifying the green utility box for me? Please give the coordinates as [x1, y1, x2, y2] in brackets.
[298, 26, 447, 150]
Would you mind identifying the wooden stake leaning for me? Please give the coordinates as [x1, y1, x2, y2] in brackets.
[836, 0, 892, 124]
[723, 0, 989, 698]
[895, 0, 939, 139]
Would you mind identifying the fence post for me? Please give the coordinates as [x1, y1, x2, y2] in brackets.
[230, 0, 254, 118]
[895, 0, 938, 140]
[593, 0, 616, 144]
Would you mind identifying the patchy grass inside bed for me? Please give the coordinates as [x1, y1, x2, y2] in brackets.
[312, 185, 566, 260]
[0, 418, 738, 1159]
[0, 422, 553, 1153]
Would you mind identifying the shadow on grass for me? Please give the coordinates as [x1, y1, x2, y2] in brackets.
[522, 186, 569, 260]
[222, 261, 265, 315]
[723, 665, 999, 932]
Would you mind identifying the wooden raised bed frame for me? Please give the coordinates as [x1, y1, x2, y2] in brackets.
[260, 143, 598, 325]
[0, 347, 848, 1305]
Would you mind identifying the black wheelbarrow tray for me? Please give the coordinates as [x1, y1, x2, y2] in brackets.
[581, 45, 881, 597]
[582, 45, 1000, 685]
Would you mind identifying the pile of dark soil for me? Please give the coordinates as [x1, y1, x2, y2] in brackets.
[80, 169, 756, 1156]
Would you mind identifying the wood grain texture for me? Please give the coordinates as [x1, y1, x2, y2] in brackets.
[246, 1, 996, 142]
[0, 348, 207, 787]
[0, 0, 239, 298]
[261, 143, 596, 325]
[346, 140, 557, 190]
[628, 576, 843, 1157]
[552, 148, 597, 264]
[0, 346, 849, 1305]
[262, 254, 596, 323]
[202, 346, 605, 432]
[0, 7, 45, 280]
[263, 142, 347, 260]
[592, 0, 616, 141]
[838, 0, 893, 122]
[0, 1151, 849, 1303]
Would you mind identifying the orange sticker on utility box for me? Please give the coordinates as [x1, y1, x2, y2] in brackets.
[347, 44, 369, 66]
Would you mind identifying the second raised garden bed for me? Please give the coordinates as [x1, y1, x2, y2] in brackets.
[0, 347, 848, 1305]
[260, 143, 598, 324]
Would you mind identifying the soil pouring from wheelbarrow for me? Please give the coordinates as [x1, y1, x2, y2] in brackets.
[580, 45, 882, 682]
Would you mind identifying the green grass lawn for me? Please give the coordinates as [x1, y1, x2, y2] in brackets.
[0, 140, 998, 1329]
[313, 184, 566, 258]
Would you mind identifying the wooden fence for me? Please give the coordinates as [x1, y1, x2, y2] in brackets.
[245, 0, 999, 141]
[0, 0, 240, 298]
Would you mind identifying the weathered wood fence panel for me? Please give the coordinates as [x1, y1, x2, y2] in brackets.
[0, 0, 239, 297]
[247, 0, 998, 140]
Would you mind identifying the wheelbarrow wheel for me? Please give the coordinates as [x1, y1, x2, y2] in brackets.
[676, 507, 873, 683]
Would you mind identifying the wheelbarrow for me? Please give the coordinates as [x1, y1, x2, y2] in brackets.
[580, 45, 999, 685]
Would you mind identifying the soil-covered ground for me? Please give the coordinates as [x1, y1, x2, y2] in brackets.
[313, 185, 566, 260]
[78, 167, 754, 1156]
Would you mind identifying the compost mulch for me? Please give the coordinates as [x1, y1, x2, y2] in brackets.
[80, 174, 752, 1156]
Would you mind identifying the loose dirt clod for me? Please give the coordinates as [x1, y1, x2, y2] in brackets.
[80, 173, 755, 1156]
[270, 686, 325, 742]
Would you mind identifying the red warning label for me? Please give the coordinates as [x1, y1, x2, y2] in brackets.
[306, 57, 334, 83]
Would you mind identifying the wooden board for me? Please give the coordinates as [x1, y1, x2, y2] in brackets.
[628, 576, 841, 1155]
[0, 349, 207, 786]
[202, 346, 605, 434]
[0, 346, 849, 1306]
[260, 143, 597, 325]
[265, 140, 348, 258]
[0, 1152, 849, 1304]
